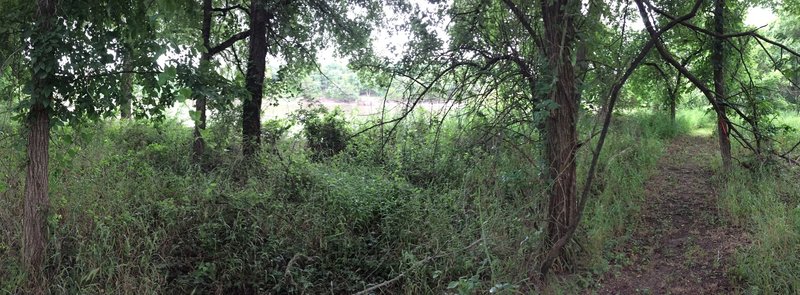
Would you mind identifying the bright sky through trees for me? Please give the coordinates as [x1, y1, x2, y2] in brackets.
[745, 6, 777, 27]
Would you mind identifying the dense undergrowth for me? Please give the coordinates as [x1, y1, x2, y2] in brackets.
[716, 115, 800, 294]
[1, 108, 696, 294]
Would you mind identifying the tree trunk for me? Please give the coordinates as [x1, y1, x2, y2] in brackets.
[24, 104, 50, 293]
[669, 74, 681, 123]
[25, 0, 55, 292]
[120, 61, 133, 119]
[540, 0, 579, 270]
[192, 84, 207, 160]
[712, 0, 732, 171]
[243, 0, 267, 158]
[192, 0, 213, 162]
[669, 96, 676, 122]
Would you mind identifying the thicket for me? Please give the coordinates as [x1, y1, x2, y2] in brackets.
[0, 107, 689, 293]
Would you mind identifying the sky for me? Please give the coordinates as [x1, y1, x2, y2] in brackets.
[745, 6, 777, 27]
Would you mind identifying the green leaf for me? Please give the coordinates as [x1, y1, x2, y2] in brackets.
[158, 66, 177, 87]
[189, 110, 200, 122]
[177, 88, 192, 102]
[447, 281, 459, 289]
[199, 127, 210, 139]
[63, 134, 73, 145]
[66, 147, 78, 158]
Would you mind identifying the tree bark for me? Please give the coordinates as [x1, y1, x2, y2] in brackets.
[669, 74, 681, 123]
[120, 61, 133, 119]
[24, 105, 50, 294]
[712, 0, 732, 171]
[25, 0, 56, 292]
[243, 0, 267, 158]
[192, 0, 212, 162]
[540, 0, 579, 270]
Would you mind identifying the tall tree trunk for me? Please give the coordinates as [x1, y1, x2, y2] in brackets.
[120, 61, 133, 119]
[24, 105, 49, 294]
[192, 78, 207, 160]
[712, 0, 732, 171]
[25, 0, 56, 292]
[669, 96, 677, 123]
[192, 0, 212, 162]
[540, 0, 578, 270]
[243, 0, 267, 158]
[669, 74, 681, 123]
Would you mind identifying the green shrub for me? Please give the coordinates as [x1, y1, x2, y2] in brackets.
[295, 106, 350, 160]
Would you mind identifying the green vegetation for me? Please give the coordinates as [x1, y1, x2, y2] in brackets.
[721, 168, 800, 293]
[3, 0, 800, 293]
[717, 116, 800, 293]
[1, 108, 689, 293]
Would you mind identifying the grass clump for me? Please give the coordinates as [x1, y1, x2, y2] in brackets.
[719, 167, 800, 294]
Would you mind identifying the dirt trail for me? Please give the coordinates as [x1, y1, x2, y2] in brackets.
[595, 136, 748, 294]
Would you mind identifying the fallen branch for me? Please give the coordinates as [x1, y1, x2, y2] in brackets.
[774, 151, 800, 166]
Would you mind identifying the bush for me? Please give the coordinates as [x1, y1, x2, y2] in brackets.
[294, 106, 350, 160]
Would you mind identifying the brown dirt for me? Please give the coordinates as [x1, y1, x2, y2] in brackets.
[594, 136, 749, 294]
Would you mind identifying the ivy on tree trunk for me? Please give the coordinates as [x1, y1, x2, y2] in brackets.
[25, 0, 55, 292]
[540, 0, 579, 271]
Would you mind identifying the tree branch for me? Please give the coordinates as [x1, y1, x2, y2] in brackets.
[500, 0, 545, 51]
[207, 30, 251, 56]
[211, 4, 249, 15]
[636, 0, 757, 153]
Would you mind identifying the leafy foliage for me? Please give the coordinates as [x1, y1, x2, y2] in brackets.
[295, 105, 350, 160]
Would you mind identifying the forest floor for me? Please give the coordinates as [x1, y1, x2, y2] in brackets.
[594, 135, 749, 294]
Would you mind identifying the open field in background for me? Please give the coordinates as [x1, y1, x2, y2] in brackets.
[167, 96, 460, 127]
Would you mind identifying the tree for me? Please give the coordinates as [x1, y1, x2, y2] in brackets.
[375, 0, 590, 274]
[193, 0, 250, 161]
[539, 0, 580, 270]
[242, 0, 267, 157]
[24, 0, 56, 291]
[637, 0, 796, 163]
[712, 0, 733, 171]
[120, 62, 134, 119]
[2, 0, 174, 291]
[239, 0, 383, 159]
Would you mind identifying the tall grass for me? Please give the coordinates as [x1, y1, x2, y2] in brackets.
[718, 169, 800, 293]
[718, 147, 800, 293]
[0, 110, 690, 293]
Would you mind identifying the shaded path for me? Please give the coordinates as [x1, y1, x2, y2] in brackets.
[595, 136, 748, 294]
